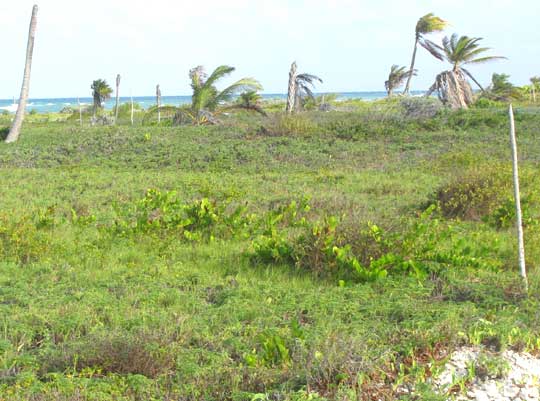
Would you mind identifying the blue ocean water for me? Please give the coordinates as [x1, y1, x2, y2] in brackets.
[0, 91, 423, 114]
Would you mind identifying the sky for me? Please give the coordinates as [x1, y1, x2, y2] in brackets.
[0, 0, 538, 99]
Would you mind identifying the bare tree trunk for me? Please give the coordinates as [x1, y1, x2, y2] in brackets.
[508, 105, 528, 292]
[403, 37, 418, 96]
[286, 62, 297, 113]
[78, 97, 82, 127]
[532, 85, 536, 103]
[5, 5, 38, 143]
[114, 74, 121, 124]
[156, 84, 161, 123]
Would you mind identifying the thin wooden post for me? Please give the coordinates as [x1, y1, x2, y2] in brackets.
[509, 104, 528, 292]
[114, 74, 121, 124]
[130, 92, 134, 126]
[78, 97, 82, 127]
[156, 84, 161, 124]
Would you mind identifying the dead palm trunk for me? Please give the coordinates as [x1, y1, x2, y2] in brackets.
[508, 105, 528, 292]
[5, 5, 38, 143]
[114, 74, 121, 124]
[156, 84, 162, 123]
[286, 62, 297, 113]
[403, 36, 419, 95]
[428, 69, 473, 109]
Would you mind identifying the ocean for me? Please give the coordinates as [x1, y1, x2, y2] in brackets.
[0, 91, 424, 114]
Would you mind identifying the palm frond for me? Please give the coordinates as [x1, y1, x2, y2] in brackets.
[416, 13, 447, 36]
[214, 78, 263, 104]
[464, 56, 507, 65]
[204, 65, 236, 88]
[420, 39, 445, 61]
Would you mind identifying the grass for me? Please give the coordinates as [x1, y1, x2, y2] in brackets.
[1, 100, 540, 400]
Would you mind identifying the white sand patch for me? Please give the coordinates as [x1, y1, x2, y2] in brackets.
[434, 346, 540, 400]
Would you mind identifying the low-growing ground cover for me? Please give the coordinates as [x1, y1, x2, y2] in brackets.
[1, 101, 540, 400]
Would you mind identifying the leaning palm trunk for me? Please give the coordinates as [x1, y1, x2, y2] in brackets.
[156, 85, 162, 124]
[5, 5, 38, 143]
[426, 69, 473, 109]
[286, 62, 297, 113]
[403, 37, 418, 95]
[114, 74, 121, 124]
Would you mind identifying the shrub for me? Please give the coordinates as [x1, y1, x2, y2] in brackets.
[432, 168, 511, 221]
[400, 97, 443, 119]
[260, 114, 317, 136]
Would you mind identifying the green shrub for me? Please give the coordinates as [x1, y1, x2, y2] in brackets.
[432, 167, 511, 220]
[260, 114, 317, 136]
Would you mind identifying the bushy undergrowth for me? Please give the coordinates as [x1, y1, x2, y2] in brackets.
[2, 105, 540, 400]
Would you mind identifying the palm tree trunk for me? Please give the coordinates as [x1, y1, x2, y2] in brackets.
[508, 105, 528, 292]
[403, 38, 418, 96]
[286, 62, 297, 113]
[5, 5, 38, 143]
[156, 85, 161, 123]
[114, 74, 121, 124]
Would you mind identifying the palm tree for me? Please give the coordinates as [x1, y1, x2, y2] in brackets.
[91, 79, 113, 116]
[5, 5, 38, 144]
[145, 65, 263, 125]
[423, 34, 506, 108]
[402, 13, 447, 95]
[232, 91, 267, 116]
[385, 65, 416, 97]
[189, 65, 262, 114]
[487, 73, 522, 101]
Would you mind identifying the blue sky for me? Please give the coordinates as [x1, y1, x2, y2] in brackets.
[0, 0, 538, 98]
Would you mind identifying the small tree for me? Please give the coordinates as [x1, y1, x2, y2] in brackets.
[91, 79, 113, 116]
[385, 65, 416, 97]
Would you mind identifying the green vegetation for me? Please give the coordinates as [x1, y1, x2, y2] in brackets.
[91, 79, 113, 115]
[1, 99, 540, 400]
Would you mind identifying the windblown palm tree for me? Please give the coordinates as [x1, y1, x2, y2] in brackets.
[91, 79, 113, 116]
[145, 65, 263, 125]
[423, 34, 506, 108]
[385, 65, 416, 97]
[294, 73, 322, 111]
[5, 5, 38, 143]
[402, 13, 447, 95]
